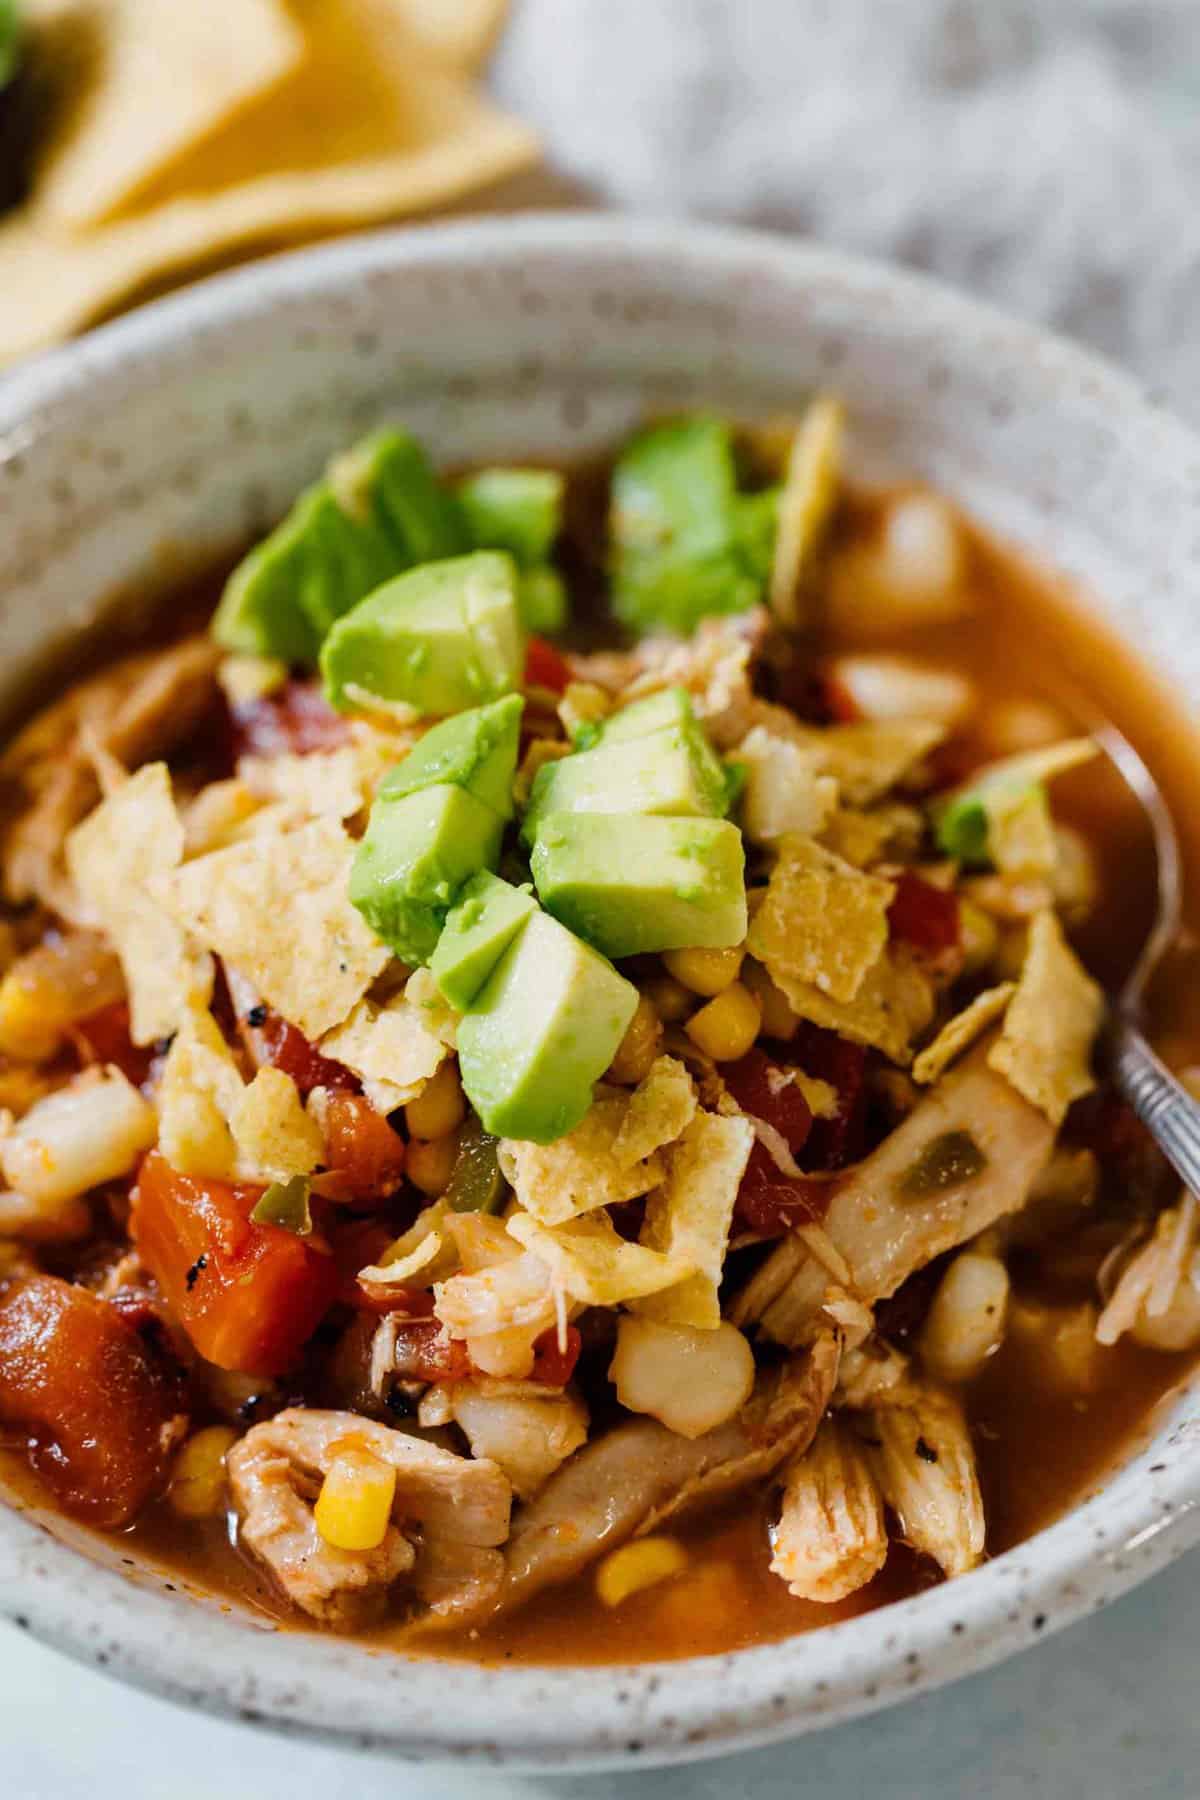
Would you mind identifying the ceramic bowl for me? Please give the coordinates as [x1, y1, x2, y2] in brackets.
[2, 217, 1199, 1772]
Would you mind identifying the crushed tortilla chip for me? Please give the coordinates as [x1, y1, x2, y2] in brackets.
[29, 0, 304, 229]
[217, 654, 287, 709]
[182, 779, 262, 855]
[318, 980, 451, 1114]
[913, 983, 1017, 1085]
[506, 1210, 694, 1307]
[630, 1110, 754, 1329]
[228, 1064, 323, 1181]
[768, 1065, 839, 1121]
[498, 1093, 670, 1228]
[155, 1006, 243, 1179]
[514, 738, 570, 810]
[769, 394, 844, 626]
[748, 834, 895, 1005]
[65, 761, 212, 1044]
[988, 910, 1103, 1124]
[359, 1229, 447, 1288]
[153, 817, 388, 1040]
[404, 966, 460, 1048]
[821, 802, 925, 869]
[736, 726, 838, 843]
[814, 720, 946, 806]
[236, 746, 367, 822]
[774, 945, 936, 1066]
[558, 683, 611, 742]
[612, 1056, 698, 1168]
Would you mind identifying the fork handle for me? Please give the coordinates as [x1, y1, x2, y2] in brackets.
[1109, 1017, 1200, 1195]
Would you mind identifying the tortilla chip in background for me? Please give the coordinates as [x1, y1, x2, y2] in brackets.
[0, 0, 536, 364]
[988, 909, 1103, 1124]
[27, 0, 304, 228]
[772, 943, 936, 1067]
[912, 981, 1016, 1085]
[631, 1110, 754, 1331]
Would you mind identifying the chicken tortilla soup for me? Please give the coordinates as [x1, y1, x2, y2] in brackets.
[1, 403, 1197, 1663]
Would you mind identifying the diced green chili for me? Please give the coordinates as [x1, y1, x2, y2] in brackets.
[251, 1175, 314, 1235]
[898, 1129, 987, 1198]
[444, 1116, 507, 1213]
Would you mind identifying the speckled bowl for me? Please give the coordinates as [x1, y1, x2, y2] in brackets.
[2, 217, 1200, 1771]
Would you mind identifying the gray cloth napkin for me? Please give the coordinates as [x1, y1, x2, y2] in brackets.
[494, 0, 1200, 414]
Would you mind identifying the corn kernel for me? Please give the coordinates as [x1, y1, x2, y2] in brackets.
[663, 944, 745, 997]
[404, 1059, 466, 1141]
[314, 1446, 397, 1551]
[742, 958, 798, 1040]
[0, 973, 63, 1062]
[168, 1426, 238, 1520]
[606, 996, 663, 1085]
[643, 975, 693, 1024]
[959, 901, 999, 977]
[685, 982, 761, 1062]
[595, 1535, 688, 1607]
[406, 1131, 460, 1197]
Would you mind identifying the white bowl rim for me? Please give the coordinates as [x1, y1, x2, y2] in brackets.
[1, 214, 1199, 1771]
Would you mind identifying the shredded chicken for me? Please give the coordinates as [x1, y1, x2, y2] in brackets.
[419, 1379, 589, 1500]
[1096, 1192, 1200, 1351]
[227, 1408, 512, 1627]
[1, 637, 220, 916]
[492, 1333, 840, 1620]
[730, 1042, 1055, 1346]
[770, 1415, 888, 1602]
[859, 1385, 985, 1578]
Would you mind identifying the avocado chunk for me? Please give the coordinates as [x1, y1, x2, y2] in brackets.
[320, 551, 525, 716]
[457, 911, 638, 1142]
[610, 416, 779, 635]
[591, 685, 695, 746]
[349, 783, 504, 965]
[213, 429, 467, 663]
[532, 813, 747, 959]
[381, 694, 523, 820]
[518, 566, 568, 635]
[521, 719, 729, 845]
[430, 871, 537, 1010]
[458, 467, 564, 566]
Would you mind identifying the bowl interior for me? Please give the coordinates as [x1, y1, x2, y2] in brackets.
[2, 216, 1200, 1769]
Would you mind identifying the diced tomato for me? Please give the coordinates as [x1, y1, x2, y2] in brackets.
[734, 1142, 833, 1237]
[72, 1000, 157, 1087]
[524, 636, 570, 694]
[888, 870, 961, 957]
[230, 678, 350, 759]
[387, 1317, 472, 1383]
[0, 1275, 186, 1526]
[722, 1048, 814, 1155]
[257, 1009, 359, 1096]
[530, 1325, 582, 1388]
[790, 1022, 869, 1170]
[319, 1093, 406, 1202]
[132, 1150, 339, 1375]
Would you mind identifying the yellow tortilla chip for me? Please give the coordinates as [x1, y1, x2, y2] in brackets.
[736, 726, 838, 844]
[612, 1056, 698, 1168]
[65, 761, 212, 1045]
[913, 983, 1017, 1085]
[988, 910, 1103, 1124]
[153, 817, 388, 1040]
[777, 946, 936, 1066]
[769, 394, 844, 626]
[631, 1111, 754, 1330]
[748, 834, 895, 1005]
[396, 0, 508, 69]
[815, 720, 946, 806]
[236, 747, 367, 822]
[820, 802, 925, 869]
[155, 1006, 245, 1179]
[28, 0, 304, 228]
[506, 1210, 694, 1307]
[498, 1094, 669, 1228]
[229, 1064, 323, 1181]
[404, 966, 460, 1049]
[0, 0, 536, 364]
[182, 779, 262, 855]
[319, 981, 451, 1113]
[359, 1229, 447, 1287]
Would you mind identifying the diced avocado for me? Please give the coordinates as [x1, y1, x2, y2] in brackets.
[521, 720, 730, 844]
[213, 429, 467, 663]
[592, 685, 696, 745]
[458, 467, 564, 566]
[430, 871, 537, 1010]
[518, 566, 568, 635]
[610, 416, 777, 635]
[349, 783, 503, 965]
[457, 911, 638, 1143]
[531, 813, 747, 959]
[934, 791, 990, 865]
[381, 694, 523, 820]
[320, 551, 525, 716]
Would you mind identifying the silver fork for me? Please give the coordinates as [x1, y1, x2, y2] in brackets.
[1096, 722, 1200, 1192]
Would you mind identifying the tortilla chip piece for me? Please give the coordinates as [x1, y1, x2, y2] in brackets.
[630, 1110, 754, 1330]
[913, 983, 1017, 1085]
[612, 1056, 698, 1168]
[736, 726, 838, 844]
[229, 1065, 323, 1181]
[769, 395, 844, 627]
[507, 1210, 694, 1307]
[821, 803, 925, 870]
[319, 980, 451, 1114]
[777, 946, 936, 1067]
[770, 1066, 839, 1121]
[0, 0, 536, 364]
[816, 720, 946, 807]
[988, 910, 1103, 1124]
[65, 761, 212, 1045]
[359, 1229, 447, 1288]
[397, 0, 508, 69]
[748, 834, 895, 1005]
[404, 966, 460, 1049]
[237, 747, 367, 822]
[29, 0, 304, 228]
[155, 1007, 244, 1179]
[499, 1094, 669, 1228]
[154, 817, 388, 1040]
